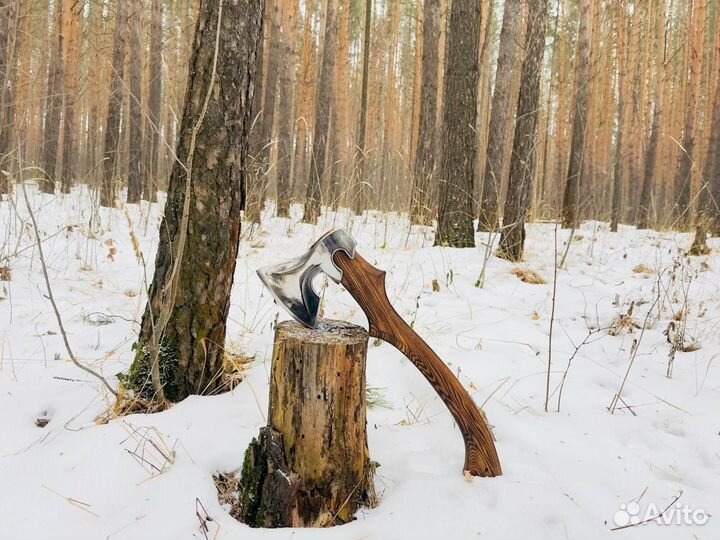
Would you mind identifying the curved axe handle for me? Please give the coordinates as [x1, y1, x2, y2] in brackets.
[333, 250, 502, 477]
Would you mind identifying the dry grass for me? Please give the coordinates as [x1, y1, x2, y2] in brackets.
[0, 265, 11, 281]
[214, 472, 242, 520]
[221, 350, 253, 391]
[123, 208, 144, 263]
[511, 267, 546, 284]
[632, 263, 653, 274]
[608, 303, 640, 336]
[608, 314, 640, 336]
[101, 386, 169, 420]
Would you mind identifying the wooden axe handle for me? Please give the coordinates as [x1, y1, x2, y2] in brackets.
[333, 250, 502, 477]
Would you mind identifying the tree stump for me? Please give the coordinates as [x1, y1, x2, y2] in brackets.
[239, 320, 377, 528]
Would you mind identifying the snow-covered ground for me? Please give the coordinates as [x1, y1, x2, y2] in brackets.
[1, 185, 719, 540]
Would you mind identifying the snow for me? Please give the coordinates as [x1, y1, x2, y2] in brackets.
[1, 185, 719, 540]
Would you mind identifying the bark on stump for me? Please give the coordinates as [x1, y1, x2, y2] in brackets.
[239, 320, 376, 528]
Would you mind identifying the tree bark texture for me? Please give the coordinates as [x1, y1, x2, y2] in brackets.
[691, 19, 720, 251]
[706, 40, 720, 235]
[40, 0, 64, 194]
[60, 0, 80, 194]
[674, 0, 706, 228]
[245, 0, 269, 223]
[637, 0, 666, 230]
[329, 0, 351, 210]
[435, 0, 482, 247]
[561, 0, 593, 229]
[610, 1, 627, 233]
[497, 0, 548, 261]
[351, 0, 372, 215]
[304, 0, 337, 223]
[143, 0, 163, 202]
[127, 0, 143, 203]
[409, 0, 440, 225]
[101, 0, 127, 208]
[0, 0, 17, 194]
[478, 0, 524, 232]
[275, 0, 297, 217]
[127, 0, 264, 402]
[238, 320, 376, 528]
[247, 0, 282, 222]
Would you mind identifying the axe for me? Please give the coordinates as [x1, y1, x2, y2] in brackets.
[257, 229, 501, 477]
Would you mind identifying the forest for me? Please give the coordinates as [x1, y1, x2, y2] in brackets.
[1, 0, 719, 539]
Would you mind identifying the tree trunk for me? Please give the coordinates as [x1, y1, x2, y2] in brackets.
[60, 0, 80, 194]
[409, 0, 439, 225]
[245, 0, 270, 223]
[690, 18, 720, 252]
[708, 45, 720, 236]
[561, 0, 593, 229]
[101, 1, 127, 208]
[610, 1, 628, 232]
[328, 0, 351, 210]
[127, 0, 143, 203]
[409, 1, 422, 172]
[380, 0, 400, 202]
[292, 7, 314, 204]
[251, 0, 282, 221]
[238, 320, 376, 528]
[143, 0, 163, 202]
[0, 0, 17, 195]
[478, 0, 524, 232]
[40, 0, 63, 194]
[674, 0, 706, 229]
[303, 0, 337, 223]
[637, 0, 667, 230]
[84, 0, 103, 190]
[435, 0, 482, 247]
[275, 0, 298, 218]
[497, 0, 548, 261]
[13, 0, 31, 166]
[351, 0, 371, 215]
[123, 0, 264, 403]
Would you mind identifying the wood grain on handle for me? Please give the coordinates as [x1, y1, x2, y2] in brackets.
[334, 250, 502, 477]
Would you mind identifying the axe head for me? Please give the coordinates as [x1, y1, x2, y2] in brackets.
[257, 229, 356, 328]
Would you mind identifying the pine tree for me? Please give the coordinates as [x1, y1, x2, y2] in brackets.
[101, 1, 127, 208]
[304, 0, 338, 223]
[674, 0, 706, 228]
[125, 0, 264, 403]
[59, 0, 80, 194]
[435, 0, 483, 247]
[410, 0, 440, 225]
[275, 0, 298, 217]
[352, 0, 372, 215]
[610, 1, 628, 232]
[127, 0, 143, 204]
[478, 0, 524, 232]
[561, 0, 593, 229]
[143, 0, 163, 202]
[497, 0, 548, 261]
[637, 0, 667, 230]
[40, 0, 64, 194]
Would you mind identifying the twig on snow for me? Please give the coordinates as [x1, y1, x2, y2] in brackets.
[20, 180, 118, 397]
